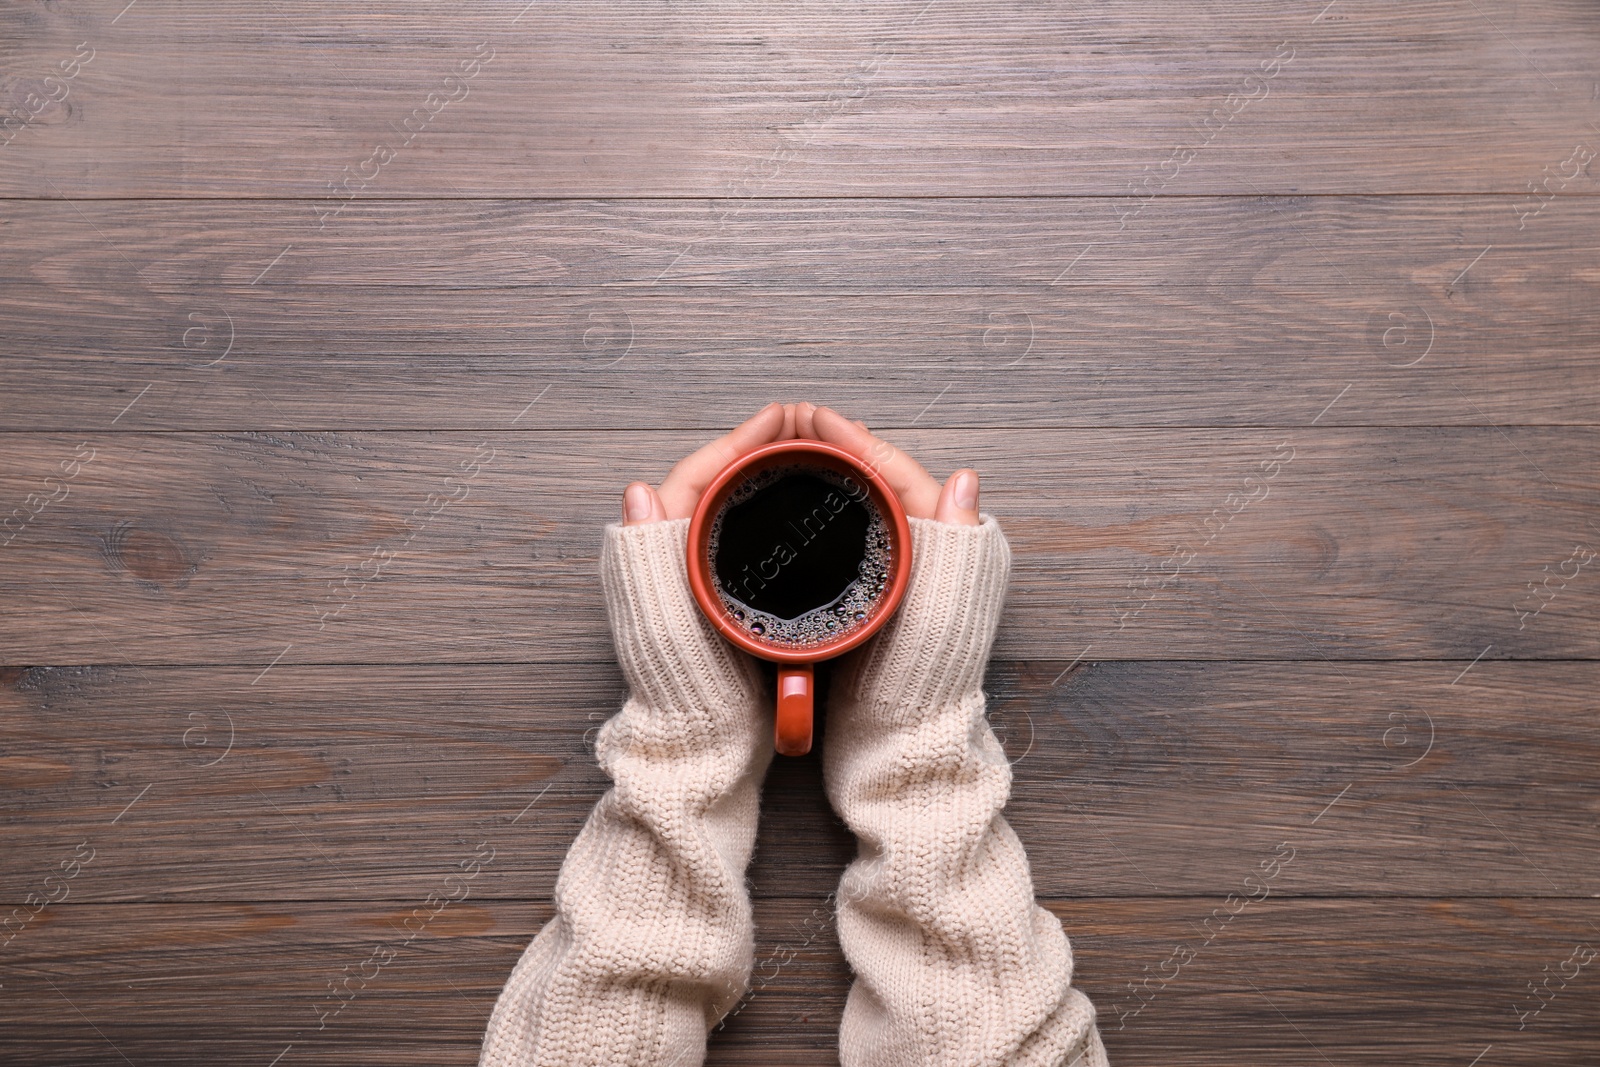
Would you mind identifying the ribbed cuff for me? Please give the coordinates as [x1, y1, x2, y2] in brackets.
[599, 519, 764, 721]
[835, 514, 1012, 718]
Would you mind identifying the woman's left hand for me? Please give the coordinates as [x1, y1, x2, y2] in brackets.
[621, 402, 798, 525]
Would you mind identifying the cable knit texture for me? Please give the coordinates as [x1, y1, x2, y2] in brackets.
[478, 512, 1106, 1067]
[478, 518, 773, 1067]
[824, 514, 1109, 1067]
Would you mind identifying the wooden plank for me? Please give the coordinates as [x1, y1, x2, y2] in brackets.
[6, 197, 1600, 291]
[2, 194, 1598, 430]
[2, 661, 1596, 901]
[2, 2, 1599, 197]
[6, 283, 1594, 430]
[0, 898, 1594, 1065]
[0, 429, 1594, 663]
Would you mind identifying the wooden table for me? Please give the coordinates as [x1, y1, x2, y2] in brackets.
[2, 2, 1597, 1063]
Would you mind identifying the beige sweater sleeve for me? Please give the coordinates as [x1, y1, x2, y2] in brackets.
[478, 518, 774, 1067]
[823, 515, 1109, 1067]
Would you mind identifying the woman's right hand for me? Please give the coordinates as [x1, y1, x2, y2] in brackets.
[793, 402, 983, 527]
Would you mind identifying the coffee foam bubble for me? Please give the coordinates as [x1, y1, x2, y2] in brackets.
[708, 463, 893, 650]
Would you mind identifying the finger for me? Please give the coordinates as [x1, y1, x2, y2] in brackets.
[622, 481, 668, 526]
[854, 420, 869, 432]
[658, 401, 786, 518]
[811, 406, 941, 519]
[934, 468, 981, 526]
[795, 401, 818, 439]
[779, 403, 798, 441]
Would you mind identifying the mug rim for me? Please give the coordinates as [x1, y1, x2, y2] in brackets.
[685, 439, 913, 664]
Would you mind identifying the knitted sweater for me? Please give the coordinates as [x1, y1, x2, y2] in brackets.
[478, 515, 1107, 1067]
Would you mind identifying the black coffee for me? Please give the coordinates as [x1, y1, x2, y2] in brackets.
[709, 464, 892, 647]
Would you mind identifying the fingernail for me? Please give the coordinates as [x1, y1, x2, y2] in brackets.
[954, 470, 979, 511]
[623, 483, 653, 522]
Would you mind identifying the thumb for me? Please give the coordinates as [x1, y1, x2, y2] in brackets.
[933, 468, 981, 526]
[622, 481, 668, 526]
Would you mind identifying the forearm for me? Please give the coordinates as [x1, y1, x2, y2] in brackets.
[480, 519, 773, 1067]
[824, 516, 1108, 1067]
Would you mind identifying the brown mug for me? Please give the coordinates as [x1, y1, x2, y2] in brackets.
[686, 440, 913, 756]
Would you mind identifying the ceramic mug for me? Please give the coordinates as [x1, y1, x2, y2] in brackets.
[686, 440, 913, 756]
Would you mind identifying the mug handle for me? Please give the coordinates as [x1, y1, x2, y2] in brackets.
[775, 663, 814, 756]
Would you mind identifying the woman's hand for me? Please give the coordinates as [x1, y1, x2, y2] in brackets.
[621, 402, 798, 525]
[621, 400, 981, 528]
[794, 402, 980, 526]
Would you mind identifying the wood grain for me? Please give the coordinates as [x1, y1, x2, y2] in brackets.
[2, 2, 1599, 197]
[2, 661, 1596, 903]
[6, 279, 1595, 429]
[5, 197, 1599, 291]
[5, 0, 1597, 1062]
[1, 193, 1597, 430]
[1, 429, 1593, 663]
[0, 898, 1594, 1066]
